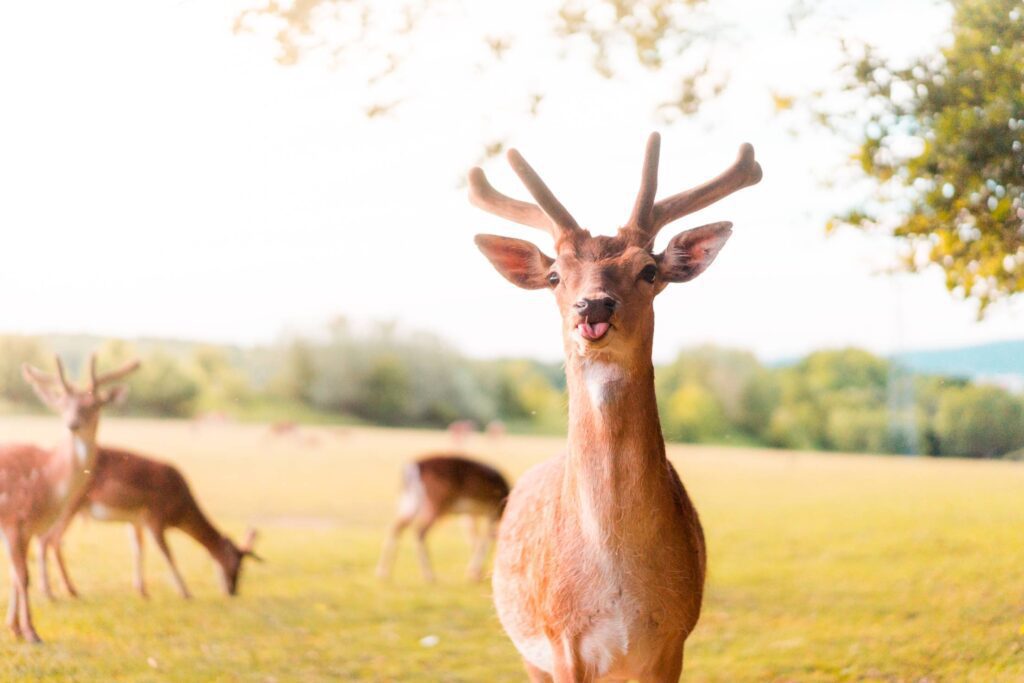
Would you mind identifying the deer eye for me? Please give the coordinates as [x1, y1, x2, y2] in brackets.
[639, 264, 658, 283]
[547, 272, 561, 287]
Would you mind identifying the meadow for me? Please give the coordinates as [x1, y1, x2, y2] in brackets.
[0, 415, 1022, 682]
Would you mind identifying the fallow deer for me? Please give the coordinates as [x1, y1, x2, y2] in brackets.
[0, 354, 138, 642]
[376, 455, 510, 583]
[38, 447, 262, 600]
[468, 133, 761, 681]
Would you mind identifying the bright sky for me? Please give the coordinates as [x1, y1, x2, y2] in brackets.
[1, 0, 1021, 363]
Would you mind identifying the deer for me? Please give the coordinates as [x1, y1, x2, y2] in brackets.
[38, 446, 262, 601]
[468, 133, 761, 681]
[0, 354, 139, 642]
[375, 455, 510, 583]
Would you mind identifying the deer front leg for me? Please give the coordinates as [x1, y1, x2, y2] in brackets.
[4, 528, 23, 639]
[41, 517, 79, 598]
[129, 523, 147, 598]
[466, 516, 496, 582]
[375, 515, 411, 581]
[550, 636, 597, 683]
[37, 537, 55, 601]
[149, 525, 191, 599]
[4, 527, 40, 642]
[414, 512, 438, 584]
[53, 540, 79, 598]
[638, 639, 685, 683]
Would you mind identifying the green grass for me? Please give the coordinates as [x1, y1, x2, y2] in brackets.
[0, 416, 1022, 681]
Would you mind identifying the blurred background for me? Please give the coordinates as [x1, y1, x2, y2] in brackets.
[1, 0, 1022, 458]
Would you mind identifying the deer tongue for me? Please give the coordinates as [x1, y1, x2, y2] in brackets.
[578, 321, 610, 341]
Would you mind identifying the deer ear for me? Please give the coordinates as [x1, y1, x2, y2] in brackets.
[21, 364, 62, 407]
[657, 221, 732, 283]
[475, 234, 555, 290]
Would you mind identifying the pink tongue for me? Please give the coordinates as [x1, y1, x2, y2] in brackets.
[578, 321, 610, 340]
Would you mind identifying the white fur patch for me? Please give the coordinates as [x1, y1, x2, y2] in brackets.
[580, 607, 631, 676]
[576, 480, 605, 544]
[88, 503, 135, 523]
[512, 634, 554, 673]
[582, 362, 623, 410]
[449, 497, 493, 515]
[90, 503, 114, 520]
[73, 437, 89, 464]
[396, 464, 425, 519]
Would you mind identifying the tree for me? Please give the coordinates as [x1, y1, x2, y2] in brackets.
[270, 339, 317, 403]
[191, 345, 252, 410]
[933, 384, 1024, 457]
[663, 381, 729, 443]
[831, 0, 1024, 312]
[0, 336, 49, 407]
[96, 342, 201, 418]
[234, 0, 733, 144]
[357, 354, 412, 425]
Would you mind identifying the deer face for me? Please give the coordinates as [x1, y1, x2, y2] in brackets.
[471, 134, 757, 364]
[22, 355, 138, 441]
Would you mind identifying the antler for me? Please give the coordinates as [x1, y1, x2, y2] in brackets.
[21, 360, 66, 393]
[624, 133, 762, 246]
[468, 149, 581, 241]
[91, 357, 140, 391]
[54, 355, 73, 394]
[627, 132, 662, 233]
[240, 528, 263, 561]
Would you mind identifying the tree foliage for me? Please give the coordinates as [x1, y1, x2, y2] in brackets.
[5, 331, 1023, 458]
[234, 0, 727, 127]
[832, 0, 1024, 312]
[0, 336, 50, 407]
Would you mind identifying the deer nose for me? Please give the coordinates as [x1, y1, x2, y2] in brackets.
[574, 297, 618, 323]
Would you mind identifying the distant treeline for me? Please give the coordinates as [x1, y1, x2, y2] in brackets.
[1, 326, 1022, 459]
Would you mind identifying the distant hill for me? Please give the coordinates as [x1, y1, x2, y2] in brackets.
[893, 340, 1024, 379]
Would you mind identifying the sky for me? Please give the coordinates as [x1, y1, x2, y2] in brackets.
[1, 0, 1021, 363]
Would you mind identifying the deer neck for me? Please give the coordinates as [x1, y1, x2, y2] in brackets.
[68, 428, 98, 468]
[34, 427, 103, 532]
[46, 429, 99, 498]
[179, 503, 229, 562]
[563, 338, 669, 546]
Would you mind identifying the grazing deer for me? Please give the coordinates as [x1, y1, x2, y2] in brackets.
[38, 447, 262, 600]
[376, 455, 510, 583]
[0, 354, 138, 642]
[469, 133, 761, 681]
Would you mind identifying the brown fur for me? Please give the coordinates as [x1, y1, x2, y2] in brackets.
[376, 455, 510, 583]
[0, 355, 138, 642]
[470, 134, 760, 680]
[40, 446, 259, 599]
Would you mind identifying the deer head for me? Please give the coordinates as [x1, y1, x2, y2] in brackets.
[21, 354, 140, 446]
[470, 133, 761, 364]
[219, 527, 263, 596]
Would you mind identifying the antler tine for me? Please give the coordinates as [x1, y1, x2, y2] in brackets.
[54, 355, 73, 394]
[649, 142, 762, 235]
[468, 167, 552, 233]
[505, 149, 581, 235]
[93, 358, 141, 387]
[89, 353, 99, 392]
[627, 132, 662, 233]
[242, 528, 257, 552]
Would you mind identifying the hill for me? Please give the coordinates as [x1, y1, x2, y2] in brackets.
[893, 340, 1024, 379]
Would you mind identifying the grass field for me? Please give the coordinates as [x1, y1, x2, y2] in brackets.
[0, 416, 1022, 681]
